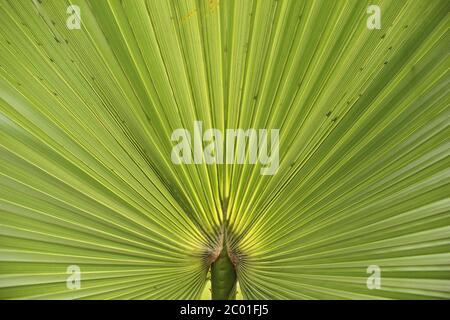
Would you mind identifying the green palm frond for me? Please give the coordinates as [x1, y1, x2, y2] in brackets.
[0, 0, 449, 299]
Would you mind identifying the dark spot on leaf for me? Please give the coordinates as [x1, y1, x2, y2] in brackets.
[384, 61, 388, 65]
[326, 111, 331, 117]
[332, 117, 338, 122]
[381, 34, 386, 39]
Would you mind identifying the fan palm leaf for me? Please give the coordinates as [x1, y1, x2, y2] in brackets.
[0, 0, 449, 299]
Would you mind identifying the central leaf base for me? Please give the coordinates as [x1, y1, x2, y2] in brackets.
[210, 244, 237, 300]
